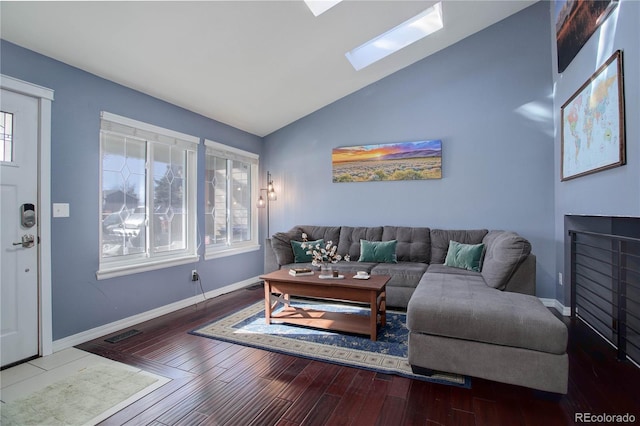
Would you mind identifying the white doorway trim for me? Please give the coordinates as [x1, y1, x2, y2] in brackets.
[1, 74, 54, 358]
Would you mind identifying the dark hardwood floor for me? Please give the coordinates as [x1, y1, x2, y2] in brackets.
[77, 285, 640, 425]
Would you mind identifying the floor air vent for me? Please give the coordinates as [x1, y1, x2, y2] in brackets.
[105, 329, 142, 343]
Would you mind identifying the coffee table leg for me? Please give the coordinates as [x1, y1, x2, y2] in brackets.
[380, 289, 386, 327]
[370, 290, 378, 341]
[264, 280, 272, 325]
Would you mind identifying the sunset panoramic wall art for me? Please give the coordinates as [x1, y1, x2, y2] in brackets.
[332, 140, 442, 183]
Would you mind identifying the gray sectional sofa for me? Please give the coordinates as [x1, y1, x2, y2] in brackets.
[265, 225, 568, 394]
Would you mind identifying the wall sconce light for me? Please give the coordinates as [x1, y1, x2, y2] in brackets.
[258, 171, 277, 237]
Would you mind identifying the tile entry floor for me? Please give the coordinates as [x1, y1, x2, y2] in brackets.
[1, 347, 170, 422]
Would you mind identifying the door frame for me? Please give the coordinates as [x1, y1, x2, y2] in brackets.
[1, 74, 54, 358]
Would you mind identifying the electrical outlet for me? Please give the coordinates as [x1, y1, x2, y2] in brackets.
[558, 272, 563, 286]
[191, 270, 199, 282]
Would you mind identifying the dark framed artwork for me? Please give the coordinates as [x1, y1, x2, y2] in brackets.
[561, 50, 625, 181]
[555, 0, 618, 73]
[332, 140, 442, 183]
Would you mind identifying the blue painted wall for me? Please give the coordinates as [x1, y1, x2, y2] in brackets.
[263, 2, 557, 297]
[552, 0, 640, 304]
[1, 40, 264, 340]
[5, 0, 634, 340]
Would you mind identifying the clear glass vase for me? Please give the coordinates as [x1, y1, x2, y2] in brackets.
[319, 263, 332, 277]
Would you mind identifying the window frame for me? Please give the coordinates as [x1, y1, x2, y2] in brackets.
[204, 139, 259, 260]
[97, 112, 200, 280]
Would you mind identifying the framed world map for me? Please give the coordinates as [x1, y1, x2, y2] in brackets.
[561, 50, 625, 181]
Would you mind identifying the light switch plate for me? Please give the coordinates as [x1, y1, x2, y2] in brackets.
[53, 203, 70, 218]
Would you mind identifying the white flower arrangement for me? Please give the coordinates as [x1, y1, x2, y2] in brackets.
[300, 233, 350, 266]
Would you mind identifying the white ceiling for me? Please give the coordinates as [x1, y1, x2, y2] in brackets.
[1, 1, 536, 137]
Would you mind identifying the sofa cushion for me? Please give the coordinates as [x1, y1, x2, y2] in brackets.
[359, 239, 397, 263]
[407, 273, 567, 355]
[291, 239, 324, 263]
[481, 231, 532, 290]
[426, 264, 482, 277]
[271, 226, 341, 266]
[382, 226, 430, 263]
[271, 227, 303, 266]
[337, 226, 383, 260]
[430, 229, 488, 264]
[444, 241, 485, 272]
[332, 261, 377, 275]
[371, 262, 429, 289]
[298, 225, 342, 245]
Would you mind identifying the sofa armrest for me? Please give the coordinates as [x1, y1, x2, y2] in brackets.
[264, 238, 280, 274]
[503, 254, 536, 296]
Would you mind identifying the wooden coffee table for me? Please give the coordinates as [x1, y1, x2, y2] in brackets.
[259, 269, 389, 341]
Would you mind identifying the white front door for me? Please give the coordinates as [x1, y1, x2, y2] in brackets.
[1, 88, 40, 367]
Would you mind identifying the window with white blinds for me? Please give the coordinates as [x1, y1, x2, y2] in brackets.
[97, 112, 199, 279]
[204, 139, 259, 259]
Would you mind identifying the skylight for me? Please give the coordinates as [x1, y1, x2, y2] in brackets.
[304, 0, 343, 17]
[345, 2, 444, 71]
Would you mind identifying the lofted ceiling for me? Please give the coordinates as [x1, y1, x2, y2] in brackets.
[1, 1, 536, 137]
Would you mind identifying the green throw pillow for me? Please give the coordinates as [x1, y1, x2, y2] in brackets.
[291, 239, 324, 263]
[444, 240, 485, 272]
[359, 239, 397, 263]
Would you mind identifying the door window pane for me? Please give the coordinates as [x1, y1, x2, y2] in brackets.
[0, 112, 14, 162]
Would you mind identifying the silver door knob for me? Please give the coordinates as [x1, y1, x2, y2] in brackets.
[12, 234, 35, 248]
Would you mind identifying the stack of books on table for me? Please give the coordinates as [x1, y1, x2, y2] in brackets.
[289, 268, 313, 276]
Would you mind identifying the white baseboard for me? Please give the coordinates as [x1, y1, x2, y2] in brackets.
[539, 298, 571, 316]
[52, 281, 569, 352]
[52, 276, 261, 352]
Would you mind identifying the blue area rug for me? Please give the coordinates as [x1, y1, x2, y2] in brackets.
[190, 300, 470, 388]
